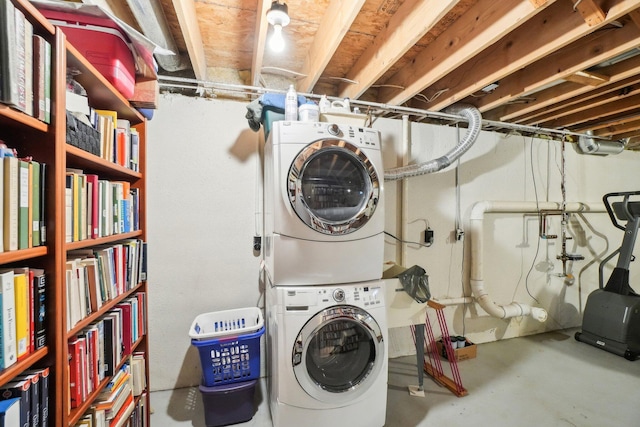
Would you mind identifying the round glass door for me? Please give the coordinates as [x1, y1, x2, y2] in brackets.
[292, 306, 385, 403]
[288, 140, 380, 235]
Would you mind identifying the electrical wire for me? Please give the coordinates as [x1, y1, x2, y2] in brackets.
[523, 136, 542, 305]
[384, 231, 432, 248]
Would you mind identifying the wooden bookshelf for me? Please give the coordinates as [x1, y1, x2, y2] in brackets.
[0, 0, 150, 425]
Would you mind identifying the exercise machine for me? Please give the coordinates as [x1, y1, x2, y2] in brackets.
[575, 191, 640, 361]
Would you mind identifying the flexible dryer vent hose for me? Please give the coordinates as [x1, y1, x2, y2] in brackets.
[384, 104, 482, 181]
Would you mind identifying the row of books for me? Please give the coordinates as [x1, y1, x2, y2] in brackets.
[0, 267, 46, 370]
[65, 169, 140, 243]
[68, 300, 147, 410]
[66, 240, 147, 331]
[0, 366, 50, 427]
[0, 143, 47, 253]
[66, 91, 140, 172]
[0, 0, 52, 122]
[74, 390, 147, 427]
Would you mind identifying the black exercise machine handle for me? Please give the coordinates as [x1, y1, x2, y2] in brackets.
[602, 190, 640, 231]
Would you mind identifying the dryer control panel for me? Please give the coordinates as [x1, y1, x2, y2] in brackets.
[277, 121, 380, 150]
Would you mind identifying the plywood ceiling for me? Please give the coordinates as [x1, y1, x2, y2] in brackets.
[105, 0, 640, 147]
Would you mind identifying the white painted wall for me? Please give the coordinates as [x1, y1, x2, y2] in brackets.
[147, 93, 640, 391]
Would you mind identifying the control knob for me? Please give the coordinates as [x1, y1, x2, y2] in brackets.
[333, 288, 345, 302]
[327, 123, 340, 136]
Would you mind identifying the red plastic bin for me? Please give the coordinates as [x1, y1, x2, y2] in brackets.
[40, 9, 136, 99]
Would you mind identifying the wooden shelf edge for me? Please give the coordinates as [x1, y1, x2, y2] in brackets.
[65, 231, 144, 251]
[0, 246, 48, 264]
[0, 347, 49, 388]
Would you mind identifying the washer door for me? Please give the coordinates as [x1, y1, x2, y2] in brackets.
[288, 140, 380, 235]
[292, 305, 385, 404]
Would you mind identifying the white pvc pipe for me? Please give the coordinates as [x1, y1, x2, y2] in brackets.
[432, 297, 474, 306]
[469, 200, 605, 322]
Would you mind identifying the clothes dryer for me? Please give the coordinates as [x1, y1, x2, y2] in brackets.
[265, 281, 388, 427]
[263, 121, 385, 286]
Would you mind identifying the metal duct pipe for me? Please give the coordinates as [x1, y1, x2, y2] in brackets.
[469, 201, 605, 322]
[384, 104, 482, 181]
[126, 0, 189, 72]
[575, 130, 625, 156]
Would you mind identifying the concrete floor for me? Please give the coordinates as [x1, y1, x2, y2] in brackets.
[150, 328, 640, 427]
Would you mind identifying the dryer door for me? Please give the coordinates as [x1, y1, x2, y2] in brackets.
[292, 305, 385, 404]
[288, 140, 380, 235]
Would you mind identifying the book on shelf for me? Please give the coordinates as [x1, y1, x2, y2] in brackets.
[31, 268, 46, 350]
[23, 367, 49, 427]
[38, 162, 46, 245]
[4, 155, 19, 251]
[43, 38, 51, 123]
[130, 353, 146, 397]
[94, 110, 117, 163]
[32, 35, 47, 122]
[13, 267, 33, 358]
[0, 378, 31, 427]
[0, 0, 19, 109]
[13, 270, 29, 360]
[85, 174, 99, 239]
[22, 11, 33, 118]
[30, 159, 41, 247]
[68, 335, 90, 409]
[0, 269, 16, 369]
[14, 371, 39, 427]
[17, 159, 29, 250]
[14, 7, 27, 114]
[0, 397, 20, 427]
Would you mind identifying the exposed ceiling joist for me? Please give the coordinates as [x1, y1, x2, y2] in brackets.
[573, 0, 606, 26]
[377, 0, 551, 105]
[171, 0, 206, 80]
[297, 0, 365, 92]
[337, 0, 461, 100]
[251, 0, 271, 86]
[474, 18, 640, 112]
[564, 70, 611, 86]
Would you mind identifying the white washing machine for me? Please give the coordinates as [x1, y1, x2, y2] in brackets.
[263, 121, 385, 286]
[266, 280, 388, 427]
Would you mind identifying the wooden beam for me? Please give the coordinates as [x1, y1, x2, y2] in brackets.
[475, 20, 640, 112]
[487, 54, 640, 122]
[542, 93, 640, 128]
[377, 0, 552, 105]
[594, 118, 640, 136]
[573, 110, 640, 132]
[630, 9, 640, 29]
[410, 0, 640, 112]
[529, 0, 549, 7]
[251, 0, 271, 87]
[297, 0, 365, 92]
[564, 70, 610, 86]
[338, 0, 461, 100]
[519, 75, 640, 125]
[573, 0, 606, 27]
[172, 0, 207, 80]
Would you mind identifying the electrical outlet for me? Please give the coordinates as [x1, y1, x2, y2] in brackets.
[424, 228, 434, 246]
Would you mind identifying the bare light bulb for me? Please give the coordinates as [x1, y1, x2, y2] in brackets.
[270, 24, 285, 52]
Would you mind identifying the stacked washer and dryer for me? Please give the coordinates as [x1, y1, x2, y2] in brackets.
[263, 120, 388, 427]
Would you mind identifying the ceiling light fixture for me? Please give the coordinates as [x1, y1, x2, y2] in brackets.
[266, 1, 290, 52]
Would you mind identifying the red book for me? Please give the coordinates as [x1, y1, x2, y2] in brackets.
[116, 302, 132, 356]
[68, 338, 82, 408]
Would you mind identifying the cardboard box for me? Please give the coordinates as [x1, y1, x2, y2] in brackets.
[435, 339, 477, 361]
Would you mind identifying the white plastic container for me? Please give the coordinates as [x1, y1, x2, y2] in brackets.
[298, 104, 319, 122]
[285, 84, 298, 121]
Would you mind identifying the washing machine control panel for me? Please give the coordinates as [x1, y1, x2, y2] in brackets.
[313, 286, 383, 307]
